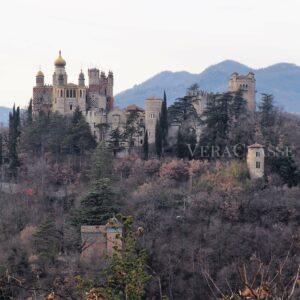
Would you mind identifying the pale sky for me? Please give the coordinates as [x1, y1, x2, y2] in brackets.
[1, 0, 300, 108]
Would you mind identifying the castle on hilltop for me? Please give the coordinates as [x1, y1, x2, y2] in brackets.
[32, 52, 256, 154]
[33, 51, 114, 117]
[33, 52, 148, 148]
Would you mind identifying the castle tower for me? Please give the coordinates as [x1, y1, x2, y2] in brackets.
[78, 70, 85, 86]
[53, 51, 67, 86]
[36, 70, 44, 87]
[145, 97, 163, 144]
[247, 143, 265, 179]
[229, 72, 256, 111]
[88, 68, 100, 88]
[52, 51, 67, 114]
[107, 71, 114, 110]
[107, 71, 114, 97]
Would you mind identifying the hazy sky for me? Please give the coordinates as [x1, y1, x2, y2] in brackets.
[1, 0, 300, 108]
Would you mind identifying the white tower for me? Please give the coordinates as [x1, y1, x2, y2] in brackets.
[247, 143, 265, 179]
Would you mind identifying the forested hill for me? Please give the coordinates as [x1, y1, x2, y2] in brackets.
[115, 60, 300, 113]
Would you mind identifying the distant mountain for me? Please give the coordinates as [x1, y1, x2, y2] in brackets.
[115, 60, 300, 113]
[0, 107, 11, 126]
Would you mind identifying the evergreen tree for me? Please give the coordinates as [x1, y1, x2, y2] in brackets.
[79, 179, 120, 225]
[8, 104, 21, 178]
[231, 89, 247, 120]
[27, 99, 33, 125]
[176, 127, 197, 159]
[259, 93, 277, 145]
[268, 150, 300, 187]
[64, 107, 96, 155]
[123, 110, 143, 154]
[200, 92, 233, 154]
[143, 130, 149, 160]
[33, 217, 61, 264]
[160, 91, 168, 147]
[155, 119, 162, 157]
[168, 95, 199, 125]
[109, 127, 124, 157]
[90, 142, 114, 182]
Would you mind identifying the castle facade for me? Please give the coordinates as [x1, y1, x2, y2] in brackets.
[33, 52, 147, 147]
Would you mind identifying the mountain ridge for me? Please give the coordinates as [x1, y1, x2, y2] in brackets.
[115, 60, 300, 113]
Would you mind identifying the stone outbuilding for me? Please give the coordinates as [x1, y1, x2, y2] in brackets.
[81, 217, 123, 261]
[247, 143, 265, 179]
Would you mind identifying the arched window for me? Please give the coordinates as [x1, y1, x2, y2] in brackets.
[80, 90, 82, 97]
[60, 90, 63, 97]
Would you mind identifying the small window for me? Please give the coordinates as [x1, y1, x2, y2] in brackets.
[60, 90, 63, 97]
[70, 104, 73, 111]
[256, 152, 260, 157]
[256, 161, 260, 169]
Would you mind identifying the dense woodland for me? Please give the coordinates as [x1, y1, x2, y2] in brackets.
[0, 90, 299, 299]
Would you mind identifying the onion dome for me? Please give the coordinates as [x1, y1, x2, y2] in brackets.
[36, 70, 44, 77]
[54, 50, 66, 67]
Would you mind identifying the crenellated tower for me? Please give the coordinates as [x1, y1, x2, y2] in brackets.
[229, 72, 256, 111]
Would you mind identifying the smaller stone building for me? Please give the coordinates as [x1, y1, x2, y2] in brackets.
[81, 217, 123, 260]
[247, 143, 265, 179]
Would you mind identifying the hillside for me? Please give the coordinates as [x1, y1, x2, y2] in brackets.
[115, 60, 300, 113]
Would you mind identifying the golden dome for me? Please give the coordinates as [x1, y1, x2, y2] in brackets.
[36, 70, 44, 77]
[54, 50, 66, 67]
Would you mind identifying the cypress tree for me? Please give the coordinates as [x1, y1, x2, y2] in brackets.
[161, 91, 168, 147]
[8, 104, 20, 178]
[143, 130, 149, 160]
[27, 99, 33, 124]
[155, 119, 162, 157]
